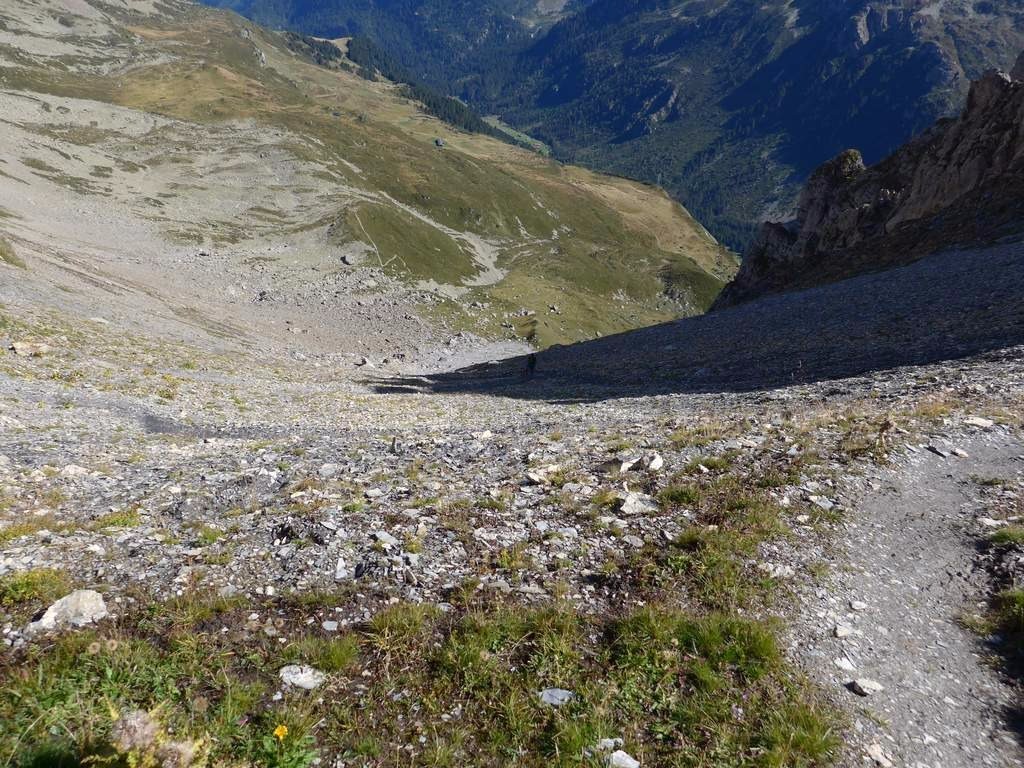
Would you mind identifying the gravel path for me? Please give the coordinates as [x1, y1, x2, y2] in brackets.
[801, 433, 1024, 767]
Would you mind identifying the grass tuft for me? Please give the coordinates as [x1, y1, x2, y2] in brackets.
[0, 237, 26, 270]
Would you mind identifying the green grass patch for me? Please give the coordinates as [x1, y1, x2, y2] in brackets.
[0, 594, 837, 767]
[90, 509, 141, 531]
[0, 567, 71, 608]
[990, 526, 1024, 546]
[0, 237, 25, 270]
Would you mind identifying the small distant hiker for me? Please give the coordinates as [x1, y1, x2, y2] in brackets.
[523, 353, 538, 381]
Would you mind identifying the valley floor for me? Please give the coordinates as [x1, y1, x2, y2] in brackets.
[1, 240, 1024, 766]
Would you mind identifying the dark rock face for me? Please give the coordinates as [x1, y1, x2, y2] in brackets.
[714, 53, 1024, 309]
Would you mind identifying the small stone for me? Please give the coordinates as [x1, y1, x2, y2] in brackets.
[757, 562, 795, 579]
[850, 600, 868, 611]
[834, 624, 853, 638]
[964, 416, 994, 428]
[623, 535, 644, 548]
[619, 457, 642, 473]
[10, 342, 52, 357]
[372, 530, 400, 549]
[334, 557, 350, 581]
[365, 488, 384, 499]
[26, 589, 108, 635]
[607, 750, 641, 768]
[833, 657, 856, 672]
[951, 447, 969, 458]
[538, 688, 575, 707]
[322, 621, 339, 632]
[279, 665, 326, 690]
[808, 495, 834, 511]
[849, 678, 884, 697]
[620, 492, 658, 516]
[866, 743, 893, 768]
[646, 453, 664, 472]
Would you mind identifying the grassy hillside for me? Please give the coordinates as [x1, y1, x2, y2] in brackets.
[0, 0, 734, 348]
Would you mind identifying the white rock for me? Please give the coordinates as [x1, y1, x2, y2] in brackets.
[757, 562, 795, 579]
[372, 531, 400, 549]
[27, 590, 108, 634]
[607, 750, 641, 768]
[334, 557, 350, 581]
[834, 624, 853, 638]
[620, 492, 658, 516]
[833, 657, 856, 672]
[10, 342, 52, 357]
[964, 416, 995, 428]
[850, 600, 868, 611]
[60, 464, 89, 478]
[538, 688, 575, 707]
[867, 743, 893, 768]
[322, 621, 339, 632]
[646, 453, 664, 472]
[619, 457, 642, 473]
[279, 664, 326, 690]
[850, 678, 884, 697]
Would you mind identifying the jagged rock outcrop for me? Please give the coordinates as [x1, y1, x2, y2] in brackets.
[714, 51, 1024, 309]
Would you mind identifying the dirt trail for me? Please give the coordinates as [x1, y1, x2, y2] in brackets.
[801, 432, 1024, 767]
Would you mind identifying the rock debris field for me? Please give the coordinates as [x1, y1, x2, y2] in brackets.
[1, 242, 1024, 766]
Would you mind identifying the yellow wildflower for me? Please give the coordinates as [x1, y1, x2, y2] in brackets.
[273, 724, 288, 742]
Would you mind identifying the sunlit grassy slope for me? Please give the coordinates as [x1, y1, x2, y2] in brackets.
[0, 0, 736, 347]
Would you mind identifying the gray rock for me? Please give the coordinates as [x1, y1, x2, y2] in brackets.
[26, 589, 109, 634]
[607, 750, 641, 768]
[849, 678, 884, 697]
[538, 688, 575, 707]
[279, 664, 326, 690]
[620, 492, 658, 516]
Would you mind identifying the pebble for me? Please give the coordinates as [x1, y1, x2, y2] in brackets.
[849, 678, 884, 697]
[607, 750, 641, 768]
[279, 665, 326, 690]
[538, 688, 575, 707]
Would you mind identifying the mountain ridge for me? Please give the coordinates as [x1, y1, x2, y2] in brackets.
[713, 51, 1024, 309]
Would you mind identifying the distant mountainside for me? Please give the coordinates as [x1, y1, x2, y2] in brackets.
[483, 0, 1024, 248]
[0, 0, 733, 351]
[208, 0, 1024, 251]
[713, 52, 1024, 309]
[201, 0, 591, 87]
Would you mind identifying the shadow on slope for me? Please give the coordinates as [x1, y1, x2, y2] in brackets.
[368, 241, 1024, 402]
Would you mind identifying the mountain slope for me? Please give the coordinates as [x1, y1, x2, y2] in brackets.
[201, 0, 589, 88]
[713, 53, 1024, 309]
[0, 0, 733, 353]
[482, 0, 1024, 248]
[205, 0, 1024, 251]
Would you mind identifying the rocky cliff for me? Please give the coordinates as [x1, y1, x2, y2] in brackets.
[713, 51, 1024, 309]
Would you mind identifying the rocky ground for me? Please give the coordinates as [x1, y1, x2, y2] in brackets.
[2, 246, 1024, 764]
[0, 4, 1022, 764]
